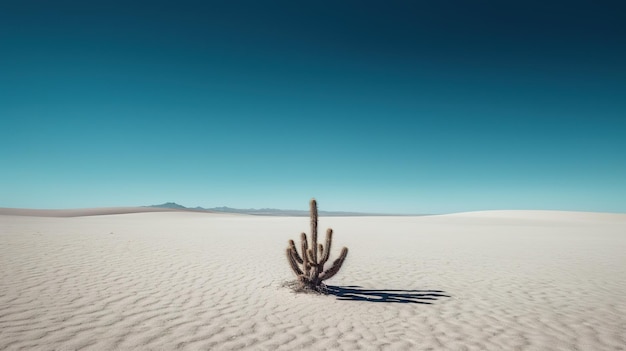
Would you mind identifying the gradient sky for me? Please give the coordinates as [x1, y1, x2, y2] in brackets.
[1, 0, 625, 213]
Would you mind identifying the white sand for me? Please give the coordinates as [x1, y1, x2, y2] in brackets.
[1, 209, 625, 350]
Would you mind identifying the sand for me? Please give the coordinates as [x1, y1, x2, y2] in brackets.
[1, 208, 625, 350]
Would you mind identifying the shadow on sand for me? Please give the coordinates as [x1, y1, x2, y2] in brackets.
[325, 285, 450, 304]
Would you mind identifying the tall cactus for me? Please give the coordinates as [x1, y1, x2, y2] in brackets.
[286, 199, 349, 291]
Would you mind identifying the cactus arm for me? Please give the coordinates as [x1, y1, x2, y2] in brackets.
[288, 240, 303, 264]
[301, 232, 309, 275]
[320, 228, 333, 264]
[307, 248, 317, 267]
[286, 248, 303, 276]
[320, 247, 348, 281]
[318, 244, 324, 263]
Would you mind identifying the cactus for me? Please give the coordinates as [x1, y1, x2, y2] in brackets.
[286, 199, 349, 292]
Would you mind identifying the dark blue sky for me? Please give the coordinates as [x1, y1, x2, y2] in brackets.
[1, 0, 625, 213]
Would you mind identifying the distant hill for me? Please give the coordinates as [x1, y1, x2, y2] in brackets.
[146, 202, 403, 216]
[148, 202, 188, 210]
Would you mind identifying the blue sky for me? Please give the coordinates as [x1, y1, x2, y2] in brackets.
[1, 0, 625, 213]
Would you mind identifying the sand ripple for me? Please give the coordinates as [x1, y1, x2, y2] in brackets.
[1, 211, 625, 350]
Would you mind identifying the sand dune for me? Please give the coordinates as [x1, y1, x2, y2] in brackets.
[1, 209, 625, 350]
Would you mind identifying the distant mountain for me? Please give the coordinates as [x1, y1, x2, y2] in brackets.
[145, 202, 401, 216]
[147, 202, 189, 210]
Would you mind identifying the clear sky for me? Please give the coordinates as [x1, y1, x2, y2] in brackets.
[1, 0, 625, 214]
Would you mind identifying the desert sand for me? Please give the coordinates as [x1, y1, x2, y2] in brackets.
[1, 208, 625, 350]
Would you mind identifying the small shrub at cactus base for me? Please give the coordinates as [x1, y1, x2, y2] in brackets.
[286, 199, 348, 293]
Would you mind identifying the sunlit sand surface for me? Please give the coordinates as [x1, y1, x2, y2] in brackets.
[1, 208, 625, 350]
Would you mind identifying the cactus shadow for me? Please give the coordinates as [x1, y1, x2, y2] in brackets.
[325, 285, 450, 304]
